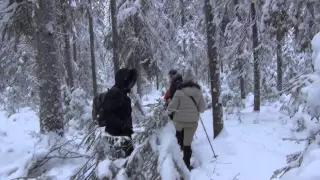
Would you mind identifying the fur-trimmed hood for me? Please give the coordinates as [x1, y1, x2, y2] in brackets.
[178, 81, 201, 90]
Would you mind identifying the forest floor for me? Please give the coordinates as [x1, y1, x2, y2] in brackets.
[0, 91, 309, 180]
[143, 91, 306, 180]
[190, 106, 304, 180]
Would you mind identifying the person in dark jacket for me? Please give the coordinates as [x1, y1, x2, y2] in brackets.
[164, 69, 179, 109]
[164, 69, 183, 114]
[97, 68, 138, 157]
[168, 69, 183, 101]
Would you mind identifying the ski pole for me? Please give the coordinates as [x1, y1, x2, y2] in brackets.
[199, 116, 217, 158]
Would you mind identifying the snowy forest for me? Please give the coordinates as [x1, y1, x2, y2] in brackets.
[0, 0, 320, 179]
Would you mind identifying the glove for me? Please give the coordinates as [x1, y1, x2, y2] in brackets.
[163, 103, 168, 110]
[168, 113, 174, 120]
[165, 108, 174, 120]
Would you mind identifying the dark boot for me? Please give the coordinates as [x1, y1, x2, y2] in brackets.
[183, 146, 192, 170]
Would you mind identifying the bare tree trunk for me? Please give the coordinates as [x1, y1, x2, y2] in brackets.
[136, 67, 143, 96]
[180, 0, 186, 57]
[234, 0, 245, 99]
[240, 74, 245, 99]
[251, 2, 260, 111]
[35, 0, 63, 135]
[306, 1, 315, 52]
[133, 15, 143, 97]
[220, 5, 229, 74]
[110, 0, 120, 75]
[276, 32, 282, 92]
[72, 35, 77, 63]
[1, 26, 7, 41]
[13, 33, 20, 52]
[63, 3, 74, 88]
[88, 0, 98, 96]
[156, 68, 159, 90]
[57, 0, 74, 88]
[204, 0, 223, 138]
[239, 59, 246, 99]
[70, 0, 78, 64]
[63, 34, 74, 87]
[293, 1, 302, 39]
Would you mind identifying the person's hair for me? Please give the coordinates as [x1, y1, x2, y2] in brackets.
[169, 69, 177, 76]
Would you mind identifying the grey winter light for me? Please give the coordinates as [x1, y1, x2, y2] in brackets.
[0, 0, 319, 179]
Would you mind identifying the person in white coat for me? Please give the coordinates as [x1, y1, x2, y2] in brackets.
[167, 68, 206, 170]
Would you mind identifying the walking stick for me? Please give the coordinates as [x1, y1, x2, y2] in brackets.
[187, 95, 218, 158]
[199, 115, 218, 158]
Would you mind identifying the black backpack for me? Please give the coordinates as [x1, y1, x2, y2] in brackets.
[92, 91, 107, 122]
[92, 87, 125, 125]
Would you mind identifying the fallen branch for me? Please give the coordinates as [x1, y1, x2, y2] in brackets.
[11, 177, 38, 180]
[70, 153, 98, 180]
[232, 173, 240, 180]
[28, 136, 89, 176]
[271, 148, 304, 179]
[282, 137, 313, 143]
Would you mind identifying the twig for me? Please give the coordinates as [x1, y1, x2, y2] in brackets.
[271, 150, 304, 179]
[232, 173, 240, 180]
[83, 162, 98, 180]
[29, 137, 83, 172]
[282, 137, 312, 143]
[10, 177, 37, 180]
[46, 155, 90, 159]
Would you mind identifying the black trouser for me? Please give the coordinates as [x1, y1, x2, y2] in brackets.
[183, 146, 192, 170]
[176, 129, 184, 150]
[176, 129, 192, 170]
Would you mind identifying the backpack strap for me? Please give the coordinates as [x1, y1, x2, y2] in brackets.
[181, 91, 199, 113]
[189, 96, 199, 113]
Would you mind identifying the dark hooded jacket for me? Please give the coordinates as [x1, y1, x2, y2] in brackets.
[168, 73, 183, 100]
[98, 68, 138, 137]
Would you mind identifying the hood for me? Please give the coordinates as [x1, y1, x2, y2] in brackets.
[178, 81, 201, 97]
[178, 81, 201, 90]
[114, 68, 138, 91]
[183, 67, 196, 82]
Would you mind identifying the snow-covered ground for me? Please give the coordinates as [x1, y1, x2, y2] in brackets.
[0, 108, 40, 179]
[0, 92, 314, 180]
[192, 106, 304, 180]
